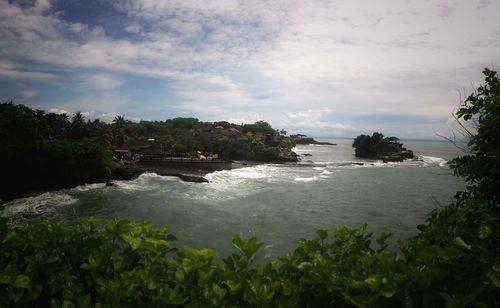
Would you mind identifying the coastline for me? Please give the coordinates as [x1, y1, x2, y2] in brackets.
[0, 159, 285, 205]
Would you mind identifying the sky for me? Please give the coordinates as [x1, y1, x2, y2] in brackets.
[1, 0, 499, 138]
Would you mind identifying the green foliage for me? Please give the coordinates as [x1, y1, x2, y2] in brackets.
[42, 139, 112, 180]
[0, 101, 49, 147]
[399, 68, 500, 306]
[0, 102, 112, 199]
[242, 120, 275, 135]
[0, 218, 403, 306]
[0, 102, 295, 199]
[352, 133, 407, 158]
[448, 68, 500, 203]
[0, 218, 179, 306]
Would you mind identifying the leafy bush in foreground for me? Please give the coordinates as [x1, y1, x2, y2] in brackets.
[0, 218, 405, 306]
[0, 69, 499, 306]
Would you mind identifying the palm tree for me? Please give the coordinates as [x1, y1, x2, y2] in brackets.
[112, 114, 126, 147]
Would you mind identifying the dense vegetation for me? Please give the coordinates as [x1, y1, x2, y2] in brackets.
[0, 103, 112, 200]
[0, 103, 295, 199]
[352, 133, 412, 159]
[0, 69, 499, 306]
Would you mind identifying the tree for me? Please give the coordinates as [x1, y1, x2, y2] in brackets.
[45, 112, 69, 138]
[112, 114, 126, 147]
[352, 132, 408, 158]
[400, 69, 500, 306]
[449, 68, 500, 204]
[68, 111, 89, 140]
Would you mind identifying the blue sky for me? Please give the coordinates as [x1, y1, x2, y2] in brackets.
[1, 0, 499, 138]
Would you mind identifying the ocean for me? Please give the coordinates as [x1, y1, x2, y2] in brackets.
[1, 139, 466, 259]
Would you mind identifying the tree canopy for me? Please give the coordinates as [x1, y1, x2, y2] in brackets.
[352, 132, 410, 159]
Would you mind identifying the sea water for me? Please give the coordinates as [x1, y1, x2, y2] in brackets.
[1, 139, 466, 259]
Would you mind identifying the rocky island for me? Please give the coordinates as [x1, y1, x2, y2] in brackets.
[291, 134, 337, 145]
[352, 132, 414, 162]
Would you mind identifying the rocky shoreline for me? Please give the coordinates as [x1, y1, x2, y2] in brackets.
[294, 137, 337, 146]
[0, 159, 285, 204]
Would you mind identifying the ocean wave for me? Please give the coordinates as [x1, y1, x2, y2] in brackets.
[324, 156, 449, 169]
[1, 191, 78, 220]
[74, 182, 106, 192]
[206, 164, 287, 183]
[420, 156, 448, 167]
[184, 165, 281, 201]
[312, 166, 333, 178]
[115, 172, 180, 191]
[294, 176, 319, 182]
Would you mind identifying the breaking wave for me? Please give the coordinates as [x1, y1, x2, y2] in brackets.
[1, 191, 78, 222]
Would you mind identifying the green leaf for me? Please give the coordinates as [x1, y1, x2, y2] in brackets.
[122, 234, 142, 250]
[175, 269, 185, 282]
[281, 280, 294, 296]
[382, 290, 396, 298]
[298, 262, 312, 270]
[364, 277, 377, 287]
[0, 273, 13, 284]
[226, 280, 241, 294]
[13, 275, 31, 289]
[486, 265, 500, 287]
[315, 229, 328, 240]
[212, 284, 226, 298]
[453, 237, 472, 250]
[478, 225, 492, 239]
[376, 231, 393, 246]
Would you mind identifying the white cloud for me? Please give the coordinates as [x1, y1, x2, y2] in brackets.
[0, 61, 56, 81]
[20, 90, 37, 98]
[84, 73, 124, 90]
[284, 108, 354, 132]
[48, 108, 68, 114]
[97, 112, 120, 122]
[1, 0, 499, 137]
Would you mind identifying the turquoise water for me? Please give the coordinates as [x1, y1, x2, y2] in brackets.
[1, 139, 465, 259]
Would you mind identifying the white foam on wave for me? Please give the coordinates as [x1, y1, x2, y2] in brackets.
[312, 166, 333, 178]
[420, 155, 448, 167]
[74, 182, 106, 192]
[329, 156, 448, 169]
[294, 176, 319, 182]
[309, 144, 332, 147]
[293, 148, 316, 153]
[187, 163, 326, 201]
[115, 172, 180, 191]
[185, 165, 283, 201]
[206, 164, 285, 183]
[1, 191, 78, 219]
[334, 161, 392, 168]
[314, 161, 336, 165]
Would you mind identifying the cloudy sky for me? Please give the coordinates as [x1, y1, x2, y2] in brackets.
[1, 0, 499, 138]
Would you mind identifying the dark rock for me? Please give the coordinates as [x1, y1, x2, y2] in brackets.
[112, 165, 208, 183]
[295, 137, 336, 145]
[382, 155, 405, 163]
[111, 166, 144, 180]
[166, 173, 209, 183]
